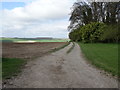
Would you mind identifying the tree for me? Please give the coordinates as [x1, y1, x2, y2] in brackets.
[68, 1, 119, 43]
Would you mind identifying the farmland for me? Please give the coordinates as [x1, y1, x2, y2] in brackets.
[2, 41, 68, 79]
[3, 43, 118, 88]
[0, 38, 69, 43]
[2, 42, 68, 60]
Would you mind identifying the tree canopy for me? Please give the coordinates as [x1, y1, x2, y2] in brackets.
[68, 1, 119, 43]
[68, 2, 120, 30]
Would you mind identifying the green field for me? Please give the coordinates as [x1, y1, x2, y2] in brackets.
[2, 58, 26, 79]
[0, 58, 1, 80]
[78, 43, 119, 76]
[0, 38, 69, 42]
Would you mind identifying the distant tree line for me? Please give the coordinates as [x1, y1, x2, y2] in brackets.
[68, 1, 120, 43]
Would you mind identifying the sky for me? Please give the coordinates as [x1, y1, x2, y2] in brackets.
[0, 0, 76, 38]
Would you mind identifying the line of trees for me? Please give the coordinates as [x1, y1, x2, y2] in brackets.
[68, 1, 120, 43]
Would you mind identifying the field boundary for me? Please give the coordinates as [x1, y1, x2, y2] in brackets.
[49, 42, 70, 53]
[1, 38, 69, 43]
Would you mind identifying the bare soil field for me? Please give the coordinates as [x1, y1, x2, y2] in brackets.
[2, 42, 67, 60]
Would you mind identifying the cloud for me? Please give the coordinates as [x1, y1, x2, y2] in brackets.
[1, 0, 75, 38]
[0, 0, 33, 3]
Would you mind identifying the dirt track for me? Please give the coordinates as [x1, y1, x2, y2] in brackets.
[4, 43, 118, 88]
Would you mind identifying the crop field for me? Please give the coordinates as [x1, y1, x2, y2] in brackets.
[2, 42, 68, 79]
[2, 42, 68, 60]
[78, 43, 119, 76]
[0, 38, 69, 42]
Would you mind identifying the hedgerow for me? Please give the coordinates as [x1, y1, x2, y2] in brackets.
[69, 22, 119, 43]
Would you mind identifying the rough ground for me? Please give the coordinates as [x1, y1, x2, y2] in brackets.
[2, 42, 66, 60]
[4, 43, 118, 88]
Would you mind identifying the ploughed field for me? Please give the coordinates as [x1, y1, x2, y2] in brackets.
[2, 42, 67, 79]
[2, 42, 67, 60]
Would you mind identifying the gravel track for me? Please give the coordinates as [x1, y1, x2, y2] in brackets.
[4, 43, 118, 88]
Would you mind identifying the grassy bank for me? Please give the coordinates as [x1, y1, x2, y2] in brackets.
[78, 43, 118, 76]
[2, 58, 26, 79]
[0, 58, 2, 80]
[49, 42, 70, 53]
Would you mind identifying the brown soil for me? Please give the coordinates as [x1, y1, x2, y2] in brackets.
[2, 42, 67, 60]
[4, 43, 118, 88]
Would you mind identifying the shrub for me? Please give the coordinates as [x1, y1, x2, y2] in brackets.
[69, 22, 119, 43]
[80, 22, 106, 43]
[100, 24, 120, 43]
[69, 28, 82, 42]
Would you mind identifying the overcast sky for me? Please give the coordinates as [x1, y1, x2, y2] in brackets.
[0, 0, 76, 38]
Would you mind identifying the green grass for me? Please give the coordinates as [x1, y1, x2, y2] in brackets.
[78, 43, 119, 76]
[2, 58, 26, 79]
[0, 38, 26, 42]
[0, 58, 2, 80]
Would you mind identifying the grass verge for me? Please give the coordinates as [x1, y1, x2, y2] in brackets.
[2, 58, 26, 79]
[78, 43, 119, 76]
[49, 42, 70, 53]
[0, 58, 2, 80]
[67, 42, 75, 54]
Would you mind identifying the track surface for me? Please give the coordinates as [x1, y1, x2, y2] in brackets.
[5, 43, 118, 88]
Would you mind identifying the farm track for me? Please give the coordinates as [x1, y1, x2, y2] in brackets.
[4, 43, 118, 88]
